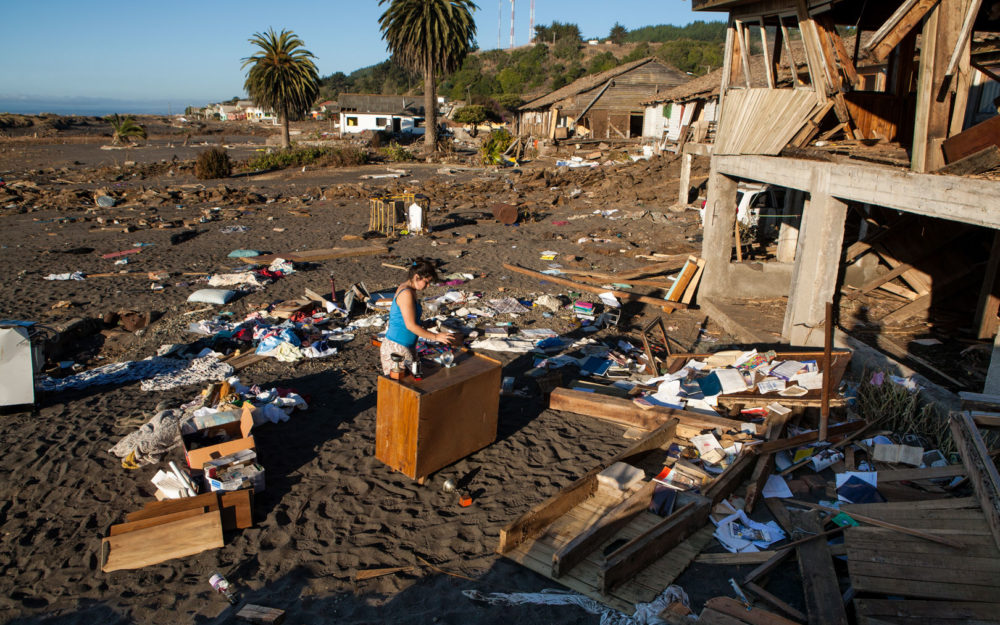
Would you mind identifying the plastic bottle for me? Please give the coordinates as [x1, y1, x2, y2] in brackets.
[209, 572, 238, 604]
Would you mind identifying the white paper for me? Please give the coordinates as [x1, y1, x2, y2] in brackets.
[713, 510, 786, 553]
[715, 368, 749, 394]
[757, 378, 785, 394]
[598, 291, 621, 308]
[770, 360, 804, 380]
[810, 449, 844, 471]
[793, 371, 824, 390]
[763, 474, 794, 499]
[779, 385, 808, 397]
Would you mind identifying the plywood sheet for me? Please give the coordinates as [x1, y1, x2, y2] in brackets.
[714, 89, 819, 155]
[101, 511, 223, 572]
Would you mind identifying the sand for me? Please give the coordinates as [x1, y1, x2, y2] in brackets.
[0, 118, 733, 624]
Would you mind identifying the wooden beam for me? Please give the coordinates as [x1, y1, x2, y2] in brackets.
[548, 387, 749, 434]
[875, 464, 966, 482]
[705, 597, 802, 625]
[944, 0, 983, 77]
[792, 509, 849, 625]
[938, 145, 1000, 176]
[779, 17, 803, 87]
[502, 263, 687, 312]
[759, 18, 775, 89]
[599, 497, 711, 592]
[496, 419, 678, 554]
[745, 581, 808, 623]
[551, 481, 655, 578]
[864, 0, 941, 62]
[751, 420, 867, 455]
[735, 20, 753, 88]
[974, 231, 1000, 342]
[744, 411, 792, 513]
[949, 411, 1000, 552]
[703, 451, 758, 505]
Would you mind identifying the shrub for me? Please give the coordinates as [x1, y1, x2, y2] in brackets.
[245, 147, 369, 171]
[481, 128, 514, 165]
[194, 147, 232, 179]
[379, 142, 415, 162]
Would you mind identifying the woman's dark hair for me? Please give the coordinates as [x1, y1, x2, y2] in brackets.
[408, 257, 440, 283]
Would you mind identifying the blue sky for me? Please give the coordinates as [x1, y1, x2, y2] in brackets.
[0, 0, 723, 113]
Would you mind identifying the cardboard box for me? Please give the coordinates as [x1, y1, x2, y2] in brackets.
[202, 449, 265, 492]
[179, 404, 255, 470]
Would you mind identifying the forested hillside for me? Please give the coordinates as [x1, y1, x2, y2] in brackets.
[316, 20, 725, 116]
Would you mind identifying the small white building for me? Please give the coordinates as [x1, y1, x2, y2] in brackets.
[243, 104, 278, 125]
[337, 94, 425, 135]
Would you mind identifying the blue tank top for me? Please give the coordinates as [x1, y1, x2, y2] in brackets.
[386, 287, 422, 347]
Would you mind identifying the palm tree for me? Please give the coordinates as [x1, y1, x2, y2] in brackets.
[378, 0, 477, 155]
[106, 114, 147, 145]
[241, 28, 319, 149]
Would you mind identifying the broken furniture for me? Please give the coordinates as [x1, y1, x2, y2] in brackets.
[497, 420, 714, 613]
[375, 351, 501, 483]
[101, 490, 253, 572]
[663, 349, 852, 411]
[369, 193, 429, 237]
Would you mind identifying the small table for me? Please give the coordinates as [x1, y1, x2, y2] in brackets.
[375, 351, 501, 483]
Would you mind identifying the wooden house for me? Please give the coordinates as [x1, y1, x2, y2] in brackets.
[516, 57, 689, 140]
[688, 0, 1000, 352]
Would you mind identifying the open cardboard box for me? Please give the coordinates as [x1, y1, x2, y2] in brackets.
[180, 403, 255, 470]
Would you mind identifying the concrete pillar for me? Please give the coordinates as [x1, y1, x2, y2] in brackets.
[678, 153, 693, 206]
[700, 161, 740, 297]
[776, 189, 803, 263]
[782, 169, 848, 346]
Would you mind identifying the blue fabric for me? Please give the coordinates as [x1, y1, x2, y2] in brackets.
[386, 287, 421, 348]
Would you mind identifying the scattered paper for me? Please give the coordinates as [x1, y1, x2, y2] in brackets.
[762, 474, 794, 499]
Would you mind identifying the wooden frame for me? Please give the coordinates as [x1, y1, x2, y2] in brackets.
[950, 411, 1000, 552]
[640, 315, 671, 375]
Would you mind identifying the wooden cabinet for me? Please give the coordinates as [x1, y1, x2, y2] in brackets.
[376, 352, 501, 482]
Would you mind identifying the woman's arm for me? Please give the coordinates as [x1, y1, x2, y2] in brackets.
[396, 288, 457, 345]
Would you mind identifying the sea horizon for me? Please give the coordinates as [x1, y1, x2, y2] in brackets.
[0, 96, 207, 118]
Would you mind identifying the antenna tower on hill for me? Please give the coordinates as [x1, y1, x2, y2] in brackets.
[509, 0, 516, 48]
[529, 0, 535, 43]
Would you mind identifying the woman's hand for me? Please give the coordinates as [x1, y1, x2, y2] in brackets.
[438, 331, 460, 348]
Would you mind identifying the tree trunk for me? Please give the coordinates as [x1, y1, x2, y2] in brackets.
[280, 103, 291, 149]
[423, 61, 437, 156]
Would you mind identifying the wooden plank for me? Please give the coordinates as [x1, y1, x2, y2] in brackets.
[875, 464, 966, 482]
[790, 500, 963, 548]
[552, 481, 655, 578]
[839, 497, 978, 514]
[706, 596, 803, 625]
[950, 412, 1000, 552]
[600, 497, 711, 591]
[938, 145, 1000, 176]
[854, 598, 1000, 621]
[849, 574, 995, 601]
[864, 0, 941, 62]
[745, 411, 791, 513]
[975, 232, 1000, 340]
[846, 548, 1000, 573]
[235, 604, 286, 625]
[502, 263, 687, 312]
[497, 419, 678, 554]
[126, 491, 219, 522]
[101, 511, 223, 572]
[792, 509, 848, 625]
[751, 420, 866, 455]
[944, 115, 1000, 164]
[109, 508, 204, 536]
[241, 245, 388, 264]
[549, 387, 749, 434]
[700, 608, 749, 625]
[703, 450, 757, 505]
[696, 551, 776, 565]
[845, 527, 997, 550]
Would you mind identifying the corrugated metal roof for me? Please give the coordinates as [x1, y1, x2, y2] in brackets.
[518, 57, 687, 111]
[337, 94, 424, 115]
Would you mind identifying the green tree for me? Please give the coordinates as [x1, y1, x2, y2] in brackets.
[378, 0, 478, 155]
[609, 22, 628, 44]
[105, 114, 147, 145]
[241, 28, 320, 149]
[453, 104, 488, 136]
[587, 51, 619, 75]
[497, 66, 524, 94]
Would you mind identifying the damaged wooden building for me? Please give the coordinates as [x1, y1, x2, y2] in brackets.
[686, 0, 1000, 369]
[515, 57, 689, 140]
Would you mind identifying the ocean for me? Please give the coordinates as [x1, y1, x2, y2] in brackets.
[0, 97, 184, 117]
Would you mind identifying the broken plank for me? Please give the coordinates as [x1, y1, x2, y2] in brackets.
[600, 497, 711, 592]
[864, 0, 941, 62]
[875, 464, 966, 482]
[236, 604, 286, 625]
[549, 387, 750, 434]
[744, 581, 808, 623]
[751, 421, 866, 455]
[241, 245, 388, 264]
[949, 411, 1000, 552]
[552, 481, 655, 578]
[497, 419, 678, 554]
[792, 508, 848, 625]
[854, 598, 1000, 622]
[695, 551, 777, 565]
[101, 511, 223, 572]
[938, 145, 1000, 176]
[109, 508, 204, 536]
[703, 451, 757, 505]
[503, 263, 687, 312]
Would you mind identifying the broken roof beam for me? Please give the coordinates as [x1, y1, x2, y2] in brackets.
[863, 0, 941, 62]
[949, 411, 1000, 552]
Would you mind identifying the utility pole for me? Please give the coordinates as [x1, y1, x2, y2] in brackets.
[510, 0, 515, 49]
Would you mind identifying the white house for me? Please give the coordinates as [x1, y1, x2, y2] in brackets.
[337, 94, 425, 135]
[243, 104, 278, 125]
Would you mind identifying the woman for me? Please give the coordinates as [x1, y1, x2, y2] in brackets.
[380, 258, 459, 375]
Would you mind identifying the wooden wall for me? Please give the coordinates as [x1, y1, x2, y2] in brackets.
[843, 92, 917, 146]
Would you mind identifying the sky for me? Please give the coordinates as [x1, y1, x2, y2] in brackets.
[0, 0, 724, 115]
